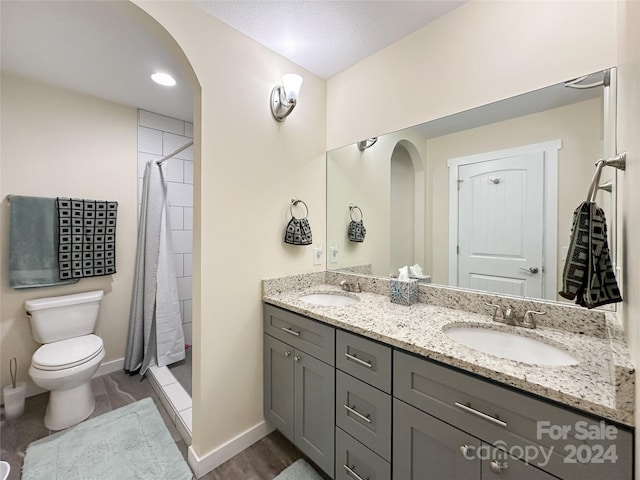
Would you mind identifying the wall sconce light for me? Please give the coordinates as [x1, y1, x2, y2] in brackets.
[357, 137, 378, 151]
[271, 74, 303, 121]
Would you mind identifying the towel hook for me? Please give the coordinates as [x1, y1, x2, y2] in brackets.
[290, 198, 309, 219]
[349, 204, 363, 221]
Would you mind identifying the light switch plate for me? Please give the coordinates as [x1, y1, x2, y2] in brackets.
[313, 245, 323, 265]
[330, 245, 339, 263]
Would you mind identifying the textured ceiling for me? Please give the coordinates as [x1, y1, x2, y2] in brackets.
[1, 1, 465, 122]
[192, 1, 465, 79]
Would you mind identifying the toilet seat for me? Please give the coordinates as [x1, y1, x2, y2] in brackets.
[32, 334, 104, 371]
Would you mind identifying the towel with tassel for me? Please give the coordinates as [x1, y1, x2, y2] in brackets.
[7, 195, 79, 289]
[559, 201, 621, 308]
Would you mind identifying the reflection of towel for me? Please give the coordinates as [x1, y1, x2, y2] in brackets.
[348, 220, 366, 242]
[559, 201, 621, 308]
[8, 195, 78, 289]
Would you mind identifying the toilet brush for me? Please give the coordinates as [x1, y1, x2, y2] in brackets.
[3, 357, 25, 418]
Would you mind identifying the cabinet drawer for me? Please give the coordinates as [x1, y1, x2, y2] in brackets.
[336, 370, 391, 461]
[336, 427, 390, 480]
[336, 330, 392, 393]
[264, 304, 335, 365]
[394, 350, 633, 480]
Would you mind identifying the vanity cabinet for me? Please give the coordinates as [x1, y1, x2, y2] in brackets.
[263, 302, 633, 480]
[263, 305, 335, 476]
[393, 350, 633, 480]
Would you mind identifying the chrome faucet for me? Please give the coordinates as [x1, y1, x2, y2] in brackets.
[340, 279, 361, 293]
[485, 303, 545, 329]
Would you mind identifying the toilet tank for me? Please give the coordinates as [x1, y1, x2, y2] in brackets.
[25, 290, 104, 344]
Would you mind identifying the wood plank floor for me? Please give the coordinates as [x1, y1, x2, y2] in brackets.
[0, 370, 316, 480]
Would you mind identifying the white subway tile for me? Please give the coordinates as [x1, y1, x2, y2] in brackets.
[165, 159, 184, 183]
[183, 299, 192, 324]
[174, 254, 184, 277]
[183, 207, 193, 231]
[163, 133, 193, 161]
[184, 161, 193, 184]
[169, 206, 184, 230]
[148, 365, 178, 387]
[139, 127, 163, 155]
[184, 122, 193, 138]
[167, 183, 193, 207]
[183, 254, 192, 277]
[177, 276, 192, 301]
[176, 408, 192, 442]
[172, 230, 193, 254]
[139, 110, 185, 136]
[163, 382, 191, 412]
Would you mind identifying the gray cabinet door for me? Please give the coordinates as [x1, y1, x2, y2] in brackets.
[263, 335, 294, 441]
[295, 350, 335, 476]
[394, 399, 481, 480]
[481, 445, 558, 480]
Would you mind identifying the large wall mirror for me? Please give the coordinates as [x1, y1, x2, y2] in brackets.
[327, 68, 619, 304]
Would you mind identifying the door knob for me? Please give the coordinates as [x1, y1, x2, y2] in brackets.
[519, 266, 539, 274]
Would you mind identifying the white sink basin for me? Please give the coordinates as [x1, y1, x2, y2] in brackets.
[444, 326, 579, 366]
[298, 293, 359, 306]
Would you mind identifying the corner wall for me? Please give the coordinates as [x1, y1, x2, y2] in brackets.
[616, 1, 640, 476]
[327, 1, 617, 149]
[0, 74, 138, 397]
[132, 1, 327, 470]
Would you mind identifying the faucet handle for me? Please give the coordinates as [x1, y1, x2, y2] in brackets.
[522, 310, 546, 328]
[485, 303, 503, 321]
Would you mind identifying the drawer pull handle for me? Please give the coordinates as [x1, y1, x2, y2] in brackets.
[285, 351, 292, 357]
[281, 327, 300, 336]
[344, 352, 373, 368]
[454, 402, 507, 428]
[491, 461, 508, 473]
[344, 464, 368, 480]
[343, 404, 372, 423]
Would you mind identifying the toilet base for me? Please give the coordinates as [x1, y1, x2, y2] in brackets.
[44, 381, 96, 430]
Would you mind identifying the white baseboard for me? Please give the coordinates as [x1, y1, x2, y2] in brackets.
[95, 358, 124, 377]
[187, 421, 274, 478]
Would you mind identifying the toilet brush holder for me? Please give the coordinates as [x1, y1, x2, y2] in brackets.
[3, 382, 25, 419]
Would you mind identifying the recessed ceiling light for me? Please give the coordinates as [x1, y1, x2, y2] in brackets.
[151, 72, 176, 87]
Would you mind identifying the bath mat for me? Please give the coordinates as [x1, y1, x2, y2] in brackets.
[22, 397, 192, 480]
[273, 459, 324, 480]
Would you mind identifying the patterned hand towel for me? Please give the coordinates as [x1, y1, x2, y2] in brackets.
[348, 220, 366, 242]
[56, 198, 118, 279]
[559, 201, 621, 308]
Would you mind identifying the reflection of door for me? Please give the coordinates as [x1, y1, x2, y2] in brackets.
[455, 152, 544, 298]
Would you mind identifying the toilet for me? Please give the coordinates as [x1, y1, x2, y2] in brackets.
[25, 290, 105, 430]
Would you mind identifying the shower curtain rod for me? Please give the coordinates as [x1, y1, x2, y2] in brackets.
[156, 140, 194, 165]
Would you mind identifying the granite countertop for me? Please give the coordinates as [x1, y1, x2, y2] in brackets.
[263, 281, 635, 427]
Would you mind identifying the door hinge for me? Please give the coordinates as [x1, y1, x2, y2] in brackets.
[457, 245, 460, 255]
[457, 179, 464, 190]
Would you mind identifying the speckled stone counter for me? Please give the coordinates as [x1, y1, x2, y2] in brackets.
[262, 273, 635, 427]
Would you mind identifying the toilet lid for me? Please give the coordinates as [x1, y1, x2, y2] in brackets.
[32, 334, 104, 371]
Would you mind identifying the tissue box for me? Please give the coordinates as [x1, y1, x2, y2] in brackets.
[390, 279, 418, 306]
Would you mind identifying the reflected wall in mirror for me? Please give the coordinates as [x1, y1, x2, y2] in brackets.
[327, 68, 618, 304]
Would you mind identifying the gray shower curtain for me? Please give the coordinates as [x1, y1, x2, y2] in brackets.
[124, 160, 185, 375]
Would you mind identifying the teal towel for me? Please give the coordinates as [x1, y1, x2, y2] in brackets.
[8, 195, 78, 289]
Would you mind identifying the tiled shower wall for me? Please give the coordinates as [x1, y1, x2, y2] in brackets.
[137, 110, 193, 346]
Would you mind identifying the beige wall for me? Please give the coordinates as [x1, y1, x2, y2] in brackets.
[616, 1, 640, 475]
[327, 1, 617, 150]
[133, 0, 327, 461]
[0, 74, 138, 397]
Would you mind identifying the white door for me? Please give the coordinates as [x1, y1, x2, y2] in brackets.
[456, 152, 544, 298]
